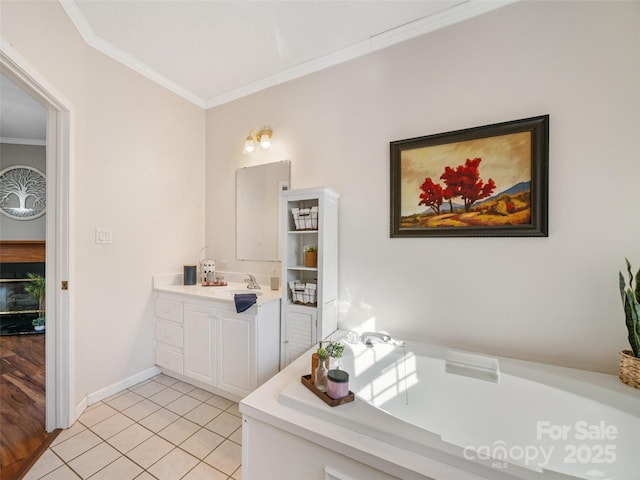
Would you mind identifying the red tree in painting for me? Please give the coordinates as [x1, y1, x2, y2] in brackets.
[440, 158, 495, 212]
[418, 177, 444, 214]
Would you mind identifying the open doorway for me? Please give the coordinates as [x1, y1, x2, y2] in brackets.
[1, 41, 73, 474]
[0, 73, 49, 479]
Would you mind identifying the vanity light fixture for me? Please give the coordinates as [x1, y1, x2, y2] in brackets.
[243, 131, 256, 154]
[257, 126, 272, 149]
[242, 126, 273, 153]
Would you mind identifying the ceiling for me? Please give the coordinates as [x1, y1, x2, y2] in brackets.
[1, 0, 515, 143]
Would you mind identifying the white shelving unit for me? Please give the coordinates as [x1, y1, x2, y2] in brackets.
[280, 187, 339, 368]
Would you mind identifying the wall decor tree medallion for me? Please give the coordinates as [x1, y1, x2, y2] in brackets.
[0, 166, 46, 220]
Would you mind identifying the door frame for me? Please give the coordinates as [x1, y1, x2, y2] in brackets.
[1, 40, 74, 431]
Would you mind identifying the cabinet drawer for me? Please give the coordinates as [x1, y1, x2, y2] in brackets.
[156, 347, 183, 374]
[156, 298, 183, 323]
[156, 321, 183, 348]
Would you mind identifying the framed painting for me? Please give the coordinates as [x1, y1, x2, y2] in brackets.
[390, 115, 549, 237]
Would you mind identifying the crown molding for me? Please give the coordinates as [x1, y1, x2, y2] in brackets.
[59, 0, 207, 109]
[204, 0, 518, 108]
[59, 0, 517, 111]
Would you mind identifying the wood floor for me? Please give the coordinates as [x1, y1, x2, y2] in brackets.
[0, 333, 50, 480]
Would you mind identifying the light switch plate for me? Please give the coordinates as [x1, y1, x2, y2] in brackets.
[96, 228, 112, 244]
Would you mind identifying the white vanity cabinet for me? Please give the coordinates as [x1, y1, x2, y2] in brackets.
[155, 298, 184, 374]
[154, 290, 280, 401]
[183, 303, 217, 386]
[280, 187, 339, 368]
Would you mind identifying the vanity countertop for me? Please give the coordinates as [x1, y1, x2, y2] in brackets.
[154, 281, 281, 306]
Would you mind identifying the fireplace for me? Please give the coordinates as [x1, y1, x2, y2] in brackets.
[0, 241, 46, 335]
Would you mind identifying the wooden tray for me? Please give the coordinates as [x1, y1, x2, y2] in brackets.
[301, 374, 354, 407]
[201, 281, 228, 287]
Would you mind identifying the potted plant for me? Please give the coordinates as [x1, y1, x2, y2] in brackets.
[619, 258, 640, 388]
[303, 245, 317, 268]
[326, 340, 344, 369]
[24, 272, 45, 332]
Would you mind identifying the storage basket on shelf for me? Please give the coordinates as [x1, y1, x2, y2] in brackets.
[289, 281, 317, 306]
[291, 207, 318, 230]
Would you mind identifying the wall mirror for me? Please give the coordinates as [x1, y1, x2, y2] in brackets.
[236, 160, 290, 261]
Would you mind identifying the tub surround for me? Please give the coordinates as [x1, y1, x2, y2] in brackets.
[241, 334, 640, 480]
[241, 341, 479, 480]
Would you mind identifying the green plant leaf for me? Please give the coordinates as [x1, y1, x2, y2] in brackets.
[624, 290, 640, 357]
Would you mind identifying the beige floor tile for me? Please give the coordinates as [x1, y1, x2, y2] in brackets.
[183, 403, 222, 426]
[179, 427, 225, 459]
[147, 447, 199, 480]
[148, 387, 183, 406]
[204, 440, 241, 475]
[25, 376, 245, 480]
[133, 472, 156, 480]
[107, 423, 153, 454]
[171, 380, 196, 393]
[138, 408, 179, 432]
[122, 398, 161, 422]
[158, 417, 200, 445]
[182, 462, 228, 480]
[78, 403, 118, 428]
[67, 442, 120, 479]
[105, 390, 144, 411]
[131, 380, 166, 398]
[186, 387, 214, 402]
[91, 412, 134, 440]
[165, 393, 201, 416]
[152, 374, 179, 386]
[205, 395, 233, 410]
[226, 402, 241, 418]
[232, 465, 243, 480]
[229, 427, 242, 445]
[51, 422, 86, 446]
[126, 435, 174, 469]
[22, 449, 64, 480]
[88, 456, 143, 480]
[40, 464, 81, 479]
[205, 412, 242, 438]
[51, 429, 102, 462]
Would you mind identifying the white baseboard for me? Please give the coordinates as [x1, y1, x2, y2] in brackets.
[85, 366, 161, 406]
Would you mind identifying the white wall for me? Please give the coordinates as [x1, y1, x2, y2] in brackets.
[0, 143, 46, 240]
[1, 2, 206, 403]
[206, 1, 640, 374]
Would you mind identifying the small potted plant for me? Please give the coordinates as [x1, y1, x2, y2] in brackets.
[303, 245, 317, 268]
[24, 272, 45, 332]
[326, 340, 344, 369]
[619, 258, 640, 388]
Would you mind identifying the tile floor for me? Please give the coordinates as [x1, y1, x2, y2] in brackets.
[24, 373, 243, 480]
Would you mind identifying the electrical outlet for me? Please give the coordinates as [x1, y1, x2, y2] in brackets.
[218, 261, 228, 270]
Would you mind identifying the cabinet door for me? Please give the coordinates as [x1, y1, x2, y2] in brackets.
[184, 303, 217, 386]
[218, 311, 254, 397]
[282, 306, 317, 367]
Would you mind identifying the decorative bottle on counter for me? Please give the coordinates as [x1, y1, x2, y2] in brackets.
[315, 360, 328, 392]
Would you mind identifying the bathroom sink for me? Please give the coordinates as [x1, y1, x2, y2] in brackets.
[215, 289, 262, 298]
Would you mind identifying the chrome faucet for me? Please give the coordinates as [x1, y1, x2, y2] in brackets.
[360, 331, 391, 347]
[244, 274, 261, 290]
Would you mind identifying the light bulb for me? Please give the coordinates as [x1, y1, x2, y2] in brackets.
[243, 133, 256, 154]
[258, 126, 272, 149]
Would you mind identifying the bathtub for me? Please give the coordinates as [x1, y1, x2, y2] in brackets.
[276, 337, 640, 479]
